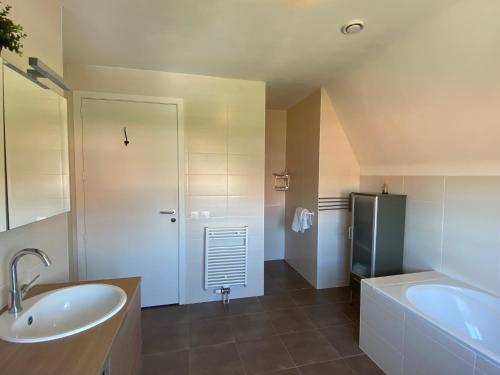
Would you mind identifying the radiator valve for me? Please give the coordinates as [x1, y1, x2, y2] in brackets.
[215, 286, 231, 304]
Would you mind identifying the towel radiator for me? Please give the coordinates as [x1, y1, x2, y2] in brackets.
[204, 226, 248, 300]
[318, 196, 350, 211]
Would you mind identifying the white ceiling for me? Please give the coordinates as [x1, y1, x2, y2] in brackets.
[62, 0, 458, 109]
[325, 0, 500, 175]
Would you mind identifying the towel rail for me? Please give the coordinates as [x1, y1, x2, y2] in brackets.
[318, 196, 350, 211]
[204, 226, 248, 290]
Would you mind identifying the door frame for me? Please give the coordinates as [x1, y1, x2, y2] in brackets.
[71, 91, 186, 304]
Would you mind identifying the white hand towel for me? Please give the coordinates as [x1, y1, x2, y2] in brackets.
[291, 207, 313, 233]
[291, 207, 304, 232]
[300, 209, 313, 232]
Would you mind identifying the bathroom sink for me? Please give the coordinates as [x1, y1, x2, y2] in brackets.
[0, 284, 127, 343]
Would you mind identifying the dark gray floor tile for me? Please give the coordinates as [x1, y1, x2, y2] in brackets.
[322, 287, 352, 303]
[141, 350, 189, 375]
[290, 289, 333, 306]
[142, 323, 189, 354]
[266, 369, 301, 375]
[280, 330, 341, 366]
[345, 355, 385, 375]
[236, 336, 295, 375]
[269, 308, 315, 334]
[299, 359, 356, 375]
[266, 262, 302, 278]
[189, 343, 245, 375]
[265, 260, 289, 273]
[265, 261, 313, 293]
[320, 324, 362, 358]
[259, 293, 296, 311]
[223, 297, 263, 316]
[141, 262, 368, 375]
[301, 303, 352, 328]
[265, 279, 287, 295]
[281, 275, 313, 291]
[265, 268, 286, 281]
[142, 305, 190, 330]
[229, 312, 277, 341]
[341, 302, 360, 323]
[189, 318, 235, 348]
[188, 300, 228, 320]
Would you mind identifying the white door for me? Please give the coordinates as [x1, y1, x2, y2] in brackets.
[81, 98, 179, 307]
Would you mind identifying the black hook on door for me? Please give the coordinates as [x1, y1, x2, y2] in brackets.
[123, 127, 130, 146]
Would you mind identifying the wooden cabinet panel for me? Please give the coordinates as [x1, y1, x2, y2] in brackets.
[0, 277, 141, 375]
[108, 286, 142, 375]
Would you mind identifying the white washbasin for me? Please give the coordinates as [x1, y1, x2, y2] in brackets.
[0, 284, 127, 343]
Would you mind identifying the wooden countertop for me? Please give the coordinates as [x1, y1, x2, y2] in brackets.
[0, 277, 141, 375]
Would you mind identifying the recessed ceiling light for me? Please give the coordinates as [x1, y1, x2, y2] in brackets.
[341, 20, 365, 35]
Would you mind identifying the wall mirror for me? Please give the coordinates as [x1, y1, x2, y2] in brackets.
[0, 67, 6, 232]
[2, 60, 69, 229]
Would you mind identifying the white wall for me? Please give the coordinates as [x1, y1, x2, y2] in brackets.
[326, 0, 500, 296]
[3, 0, 63, 75]
[264, 110, 286, 261]
[285, 89, 360, 288]
[326, 0, 500, 176]
[317, 90, 359, 288]
[0, 0, 69, 307]
[361, 175, 500, 296]
[65, 64, 265, 303]
[285, 90, 321, 287]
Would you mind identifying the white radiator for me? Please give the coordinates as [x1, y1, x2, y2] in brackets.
[204, 226, 248, 290]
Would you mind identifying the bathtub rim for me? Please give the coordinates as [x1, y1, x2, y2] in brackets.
[361, 272, 500, 367]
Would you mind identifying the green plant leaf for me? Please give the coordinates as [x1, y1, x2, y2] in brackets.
[0, 2, 27, 55]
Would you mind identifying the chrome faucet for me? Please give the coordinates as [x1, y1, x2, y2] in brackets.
[8, 248, 52, 314]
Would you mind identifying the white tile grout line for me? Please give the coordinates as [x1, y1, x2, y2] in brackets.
[251, 312, 360, 374]
[187, 313, 191, 375]
[252, 356, 360, 375]
[276, 331, 299, 374]
[142, 312, 363, 374]
[233, 335, 249, 375]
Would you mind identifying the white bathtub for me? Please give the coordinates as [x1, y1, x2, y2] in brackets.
[407, 284, 500, 362]
[360, 271, 500, 375]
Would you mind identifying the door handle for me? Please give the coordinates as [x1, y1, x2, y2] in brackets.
[159, 210, 176, 215]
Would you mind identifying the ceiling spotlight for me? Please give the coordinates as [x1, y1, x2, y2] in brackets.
[341, 20, 365, 35]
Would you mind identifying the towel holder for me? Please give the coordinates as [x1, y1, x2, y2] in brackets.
[272, 170, 290, 191]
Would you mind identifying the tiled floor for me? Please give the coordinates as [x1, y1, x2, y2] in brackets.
[141, 260, 384, 375]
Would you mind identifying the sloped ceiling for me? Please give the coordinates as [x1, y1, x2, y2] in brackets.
[326, 0, 500, 175]
[62, 0, 499, 174]
[62, 0, 458, 109]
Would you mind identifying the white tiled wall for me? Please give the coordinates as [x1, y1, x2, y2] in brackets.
[360, 175, 500, 296]
[441, 177, 500, 297]
[317, 210, 352, 288]
[285, 90, 321, 287]
[317, 90, 360, 288]
[66, 64, 265, 304]
[264, 110, 286, 261]
[283, 89, 360, 288]
[168, 93, 265, 302]
[0, 214, 70, 307]
[402, 176, 445, 273]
